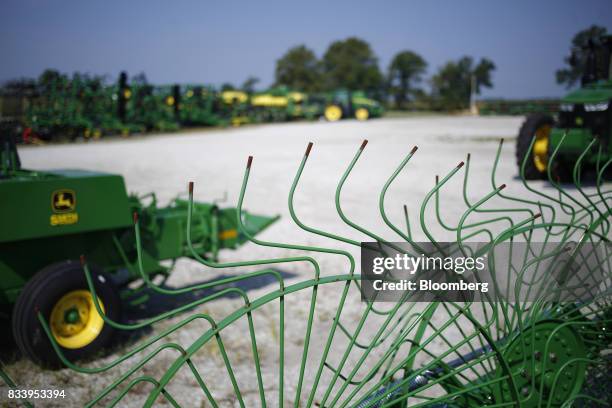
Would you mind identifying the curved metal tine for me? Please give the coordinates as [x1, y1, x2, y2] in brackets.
[375, 299, 521, 408]
[482, 213, 543, 336]
[520, 134, 577, 239]
[335, 140, 415, 255]
[356, 336, 495, 408]
[88, 344, 217, 408]
[288, 142, 392, 316]
[491, 139, 545, 227]
[290, 142, 408, 406]
[345, 302, 509, 408]
[420, 161, 466, 256]
[240, 153, 362, 405]
[570, 140, 611, 235]
[463, 153, 524, 241]
[378, 145, 427, 255]
[547, 137, 599, 232]
[320, 291, 413, 406]
[38, 313, 221, 406]
[403, 204, 413, 240]
[106, 377, 181, 408]
[593, 148, 612, 213]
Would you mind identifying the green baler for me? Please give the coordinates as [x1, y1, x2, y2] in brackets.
[0, 134, 278, 366]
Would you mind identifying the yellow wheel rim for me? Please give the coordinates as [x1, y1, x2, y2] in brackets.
[355, 107, 369, 121]
[532, 125, 551, 173]
[50, 290, 105, 349]
[324, 105, 342, 122]
[166, 96, 175, 106]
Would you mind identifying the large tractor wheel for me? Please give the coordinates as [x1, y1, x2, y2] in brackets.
[516, 113, 554, 180]
[12, 260, 120, 368]
[324, 105, 343, 122]
[354, 107, 370, 121]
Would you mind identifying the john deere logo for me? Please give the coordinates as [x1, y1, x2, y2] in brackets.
[52, 190, 76, 213]
[50, 190, 79, 226]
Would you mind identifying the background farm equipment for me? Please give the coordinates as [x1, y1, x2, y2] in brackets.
[516, 35, 612, 180]
[0, 132, 278, 366]
[1, 70, 387, 141]
[477, 99, 560, 116]
[179, 85, 226, 127]
[318, 90, 385, 122]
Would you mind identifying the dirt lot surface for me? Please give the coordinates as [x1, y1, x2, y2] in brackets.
[6, 115, 597, 407]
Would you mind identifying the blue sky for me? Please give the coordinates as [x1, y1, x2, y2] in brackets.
[1, 0, 611, 98]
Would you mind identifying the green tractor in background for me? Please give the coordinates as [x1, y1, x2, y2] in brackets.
[516, 35, 612, 180]
[0, 133, 278, 367]
[318, 90, 384, 122]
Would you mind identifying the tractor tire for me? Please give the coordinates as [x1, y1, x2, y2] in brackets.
[355, 107, 370, 121]
[324, 105, 343, 122]
[12, 260, 120, 368]
[515, 113, 554, 180]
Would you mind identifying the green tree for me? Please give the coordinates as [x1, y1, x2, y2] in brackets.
[556, 25, 608, 88]
[274, 45, 322, 92]
[220, 83, 235, 91]
[322, 37, 383, 94]
[431, 56, 495, 110]
[241, 76, 260, 94]
[388, 50, 427, 109]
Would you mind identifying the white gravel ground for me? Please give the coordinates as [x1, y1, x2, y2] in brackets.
[5, 115, 596, 407]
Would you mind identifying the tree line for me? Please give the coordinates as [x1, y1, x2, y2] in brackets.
[272, 37, 495, 111]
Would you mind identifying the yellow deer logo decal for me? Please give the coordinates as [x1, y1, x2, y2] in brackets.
[52, 190, 76, 213]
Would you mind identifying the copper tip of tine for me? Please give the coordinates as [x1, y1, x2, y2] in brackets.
[457, 161, 465, 169]
[500, 138, 504, 146]
[305, 142, 313, 156]
[80, 254, 86, 266]
[410, 146, 418, 154]
[467, 153, 471, 160]
[188, 181, 194, 193]
[435, 175, 439, 183]
[247, 156, 253, 169]
[534, 213, 542, 220]
[403, 204, 408, 215]
[360, 139, 369, 150]
[133, 211, 139, 223]
[499, 184, 506, 190]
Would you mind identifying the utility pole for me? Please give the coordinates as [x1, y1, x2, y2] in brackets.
[469, 74, 478, 115]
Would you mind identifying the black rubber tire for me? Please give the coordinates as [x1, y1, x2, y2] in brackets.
[11, 260, 120, 368]
[515, 113, 555, 180]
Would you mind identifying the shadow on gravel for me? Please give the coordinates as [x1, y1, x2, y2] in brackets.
[1, 269, 295, 362]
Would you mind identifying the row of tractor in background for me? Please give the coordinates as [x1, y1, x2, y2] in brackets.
[0, 71, 384, 143]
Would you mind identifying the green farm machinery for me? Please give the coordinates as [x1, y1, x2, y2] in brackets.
[179, 85, 226, 127]
[318, 90, 385, 122]
[1, 135, 609, 407]
[516, 35, 612, 180]
[25, 72, 126, 141]
[219, 87, 311, 125]
[0, 133, 278, 367]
